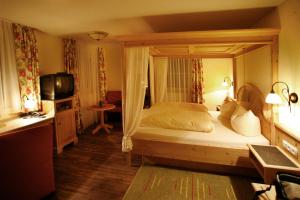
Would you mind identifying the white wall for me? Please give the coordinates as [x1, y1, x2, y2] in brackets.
[202, 58, 233, 110]
[81, 42, 122, 91]
[102, 43, 122, 91]
[35, 31, 64, 75]
[236, 45, 272, 96]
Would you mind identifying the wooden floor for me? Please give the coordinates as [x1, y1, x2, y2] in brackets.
[46, 125, 138, 200]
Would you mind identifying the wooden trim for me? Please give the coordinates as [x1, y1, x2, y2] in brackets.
[117, 28, 280, 46]
[132, 138, 252, 168]
[271, 36, 279, 83]
[234, 44, 266, 57]
[151, 54, 233, 58]
[3, 118, 53, 136]
[141, 156, 259, 177]
[233, 57, 237, 98]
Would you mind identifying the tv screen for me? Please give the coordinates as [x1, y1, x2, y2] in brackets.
[40, 73, 74, 100]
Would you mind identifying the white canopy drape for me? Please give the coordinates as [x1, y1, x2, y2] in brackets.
[150, 57, 168, 105]
[77, 42, 100, 129]
[165, 57, 193, 102]
[122, 47, 149, 152]
[0, 20, 20, 116]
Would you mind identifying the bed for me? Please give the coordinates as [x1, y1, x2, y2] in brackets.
[130, 83, 271, 170]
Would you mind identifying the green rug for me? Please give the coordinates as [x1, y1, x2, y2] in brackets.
[123, 165, 256, 200]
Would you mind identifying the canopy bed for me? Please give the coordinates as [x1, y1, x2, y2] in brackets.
[117, 28, 279, 171]
[132, 83, 271, 169]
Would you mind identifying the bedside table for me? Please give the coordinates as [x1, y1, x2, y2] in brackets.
[248, 144, 300, 184]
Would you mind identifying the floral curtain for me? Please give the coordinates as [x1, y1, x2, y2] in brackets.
[97, 48, 106, 100]
[64, 39, 82, 133]
[12, 23, 40, 111]
[191, 58, 204, 104]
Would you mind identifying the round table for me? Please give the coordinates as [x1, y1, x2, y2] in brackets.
[88, 104, 116, 134]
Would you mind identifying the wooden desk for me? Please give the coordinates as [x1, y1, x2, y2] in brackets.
[88, 104, 116, 134]
[249, 144, 300, 184]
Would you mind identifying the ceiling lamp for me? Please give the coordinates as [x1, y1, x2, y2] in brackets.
[88, 31, 108, 41]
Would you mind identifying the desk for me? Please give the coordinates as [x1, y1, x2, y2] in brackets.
[248, 144, 300, 184]
[88, 104, 116, 134]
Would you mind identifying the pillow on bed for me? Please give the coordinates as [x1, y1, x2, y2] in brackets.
[219, 100, 237, 120]
[151, 102, 208, 112]
[140, 110, 214, 132]
[230, 108, 261, 137]
[231, 104, 247, 118]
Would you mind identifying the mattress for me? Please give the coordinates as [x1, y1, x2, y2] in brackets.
[133, 111, 270, 149]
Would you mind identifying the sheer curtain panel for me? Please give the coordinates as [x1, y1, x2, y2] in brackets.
[122, 47, 149, 152]
[77, 42, 100, 129]
[165, 57, 192, 102]
[150, 57, 168, 104]
[0, 20, 20, 116]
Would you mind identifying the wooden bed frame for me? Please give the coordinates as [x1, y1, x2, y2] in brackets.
[130, 83, 271, 170]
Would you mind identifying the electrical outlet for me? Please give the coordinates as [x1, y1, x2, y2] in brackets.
[282, 140, 298, 156]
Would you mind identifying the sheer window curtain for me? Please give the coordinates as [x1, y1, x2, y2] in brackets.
[149, 57, 168, 105]
[0, 20, 20, 116]
[77, 42, 100, 130]
[165, 57, 193, 102]
[122, 47, 149, 152]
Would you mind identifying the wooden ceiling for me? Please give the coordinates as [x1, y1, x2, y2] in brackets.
[150, 43, 268, 58]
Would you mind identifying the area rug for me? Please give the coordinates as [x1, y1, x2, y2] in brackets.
[123, 165, 256, 200]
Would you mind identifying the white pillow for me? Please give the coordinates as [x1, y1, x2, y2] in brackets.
[231, 110, 261, 137]
[231, 104, 247, 118]
[219, 101, 237, 120]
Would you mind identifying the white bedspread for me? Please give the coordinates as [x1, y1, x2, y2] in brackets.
[134, 111, 269, 149]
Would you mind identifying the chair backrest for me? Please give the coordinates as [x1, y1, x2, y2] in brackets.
[106, 91, 122, 105]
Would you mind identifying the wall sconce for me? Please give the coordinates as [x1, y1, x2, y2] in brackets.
[88, 31, 108, 41]
[222, 76, 233, 87]
[265, 81, 298, 112]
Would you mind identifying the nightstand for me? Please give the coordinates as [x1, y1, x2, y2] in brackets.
[248, 144, 300, 184]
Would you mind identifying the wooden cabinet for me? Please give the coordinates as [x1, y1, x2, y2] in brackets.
[0, 120, 55, 199]
[42, 97, 78, 154]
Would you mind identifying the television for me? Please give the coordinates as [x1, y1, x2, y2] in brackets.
[40, 73, 74, 100]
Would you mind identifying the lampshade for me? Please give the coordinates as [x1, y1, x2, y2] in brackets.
[265, 92, 282, 104]
[222, 81, 229, 87]
[24, 98, 35, 110]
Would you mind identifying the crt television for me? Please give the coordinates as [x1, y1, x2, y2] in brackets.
[40, 73, 74, 100]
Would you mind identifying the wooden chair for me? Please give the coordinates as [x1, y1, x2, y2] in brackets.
[106, 91, 122, 124]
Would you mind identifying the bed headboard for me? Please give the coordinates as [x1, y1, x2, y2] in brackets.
[236, 83, 271, 141]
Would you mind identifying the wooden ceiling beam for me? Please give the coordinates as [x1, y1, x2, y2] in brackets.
[234, 44, 266, 57]
[152, 53, 233, 58]
[117, 28, 279, 47]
